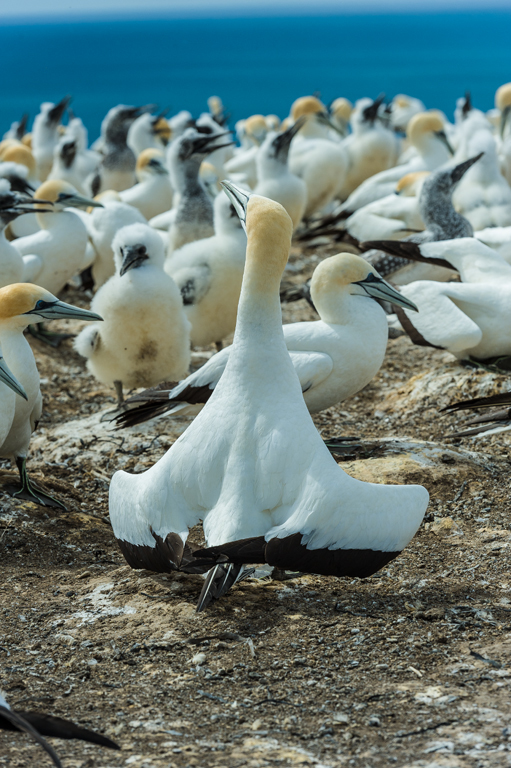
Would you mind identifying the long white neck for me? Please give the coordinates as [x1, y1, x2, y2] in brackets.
[0, 326, 40, 401]
[416, 135, 451, 168]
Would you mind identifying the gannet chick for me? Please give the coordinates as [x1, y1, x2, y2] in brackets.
[0, 283, 101, 508]
[253, 120, 307, 230]
[339, 111, 454, 215]
[75, 223, 190, 405]
[120, 149, 173, 220]
[383, 238, 511, 360]
[93, 105, 146, 194]
[47, 136, 86, 193]
[453, 130, 511, 230]
[85, 198, 146, 289]
[329, 97, 353, 137]
[116, 250, 417, 428]
[32, 96, 70, 181]
[337, 95, 399, 199]
[15, 179, 102, 295]
[109, 183, 428, 611]
[362, 153, 481, 284]
[288, 96, 348, 216]
[127, 111, 168, 157]
[164, 190, 247, 349]
[390, 94, 426, 132]
[196, 113, 234, 177]
[2, 113, 29, 142]
[0, 691, 119, 767]
[167, 127, 233, 253]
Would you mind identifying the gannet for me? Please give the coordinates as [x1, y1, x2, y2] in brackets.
[382, 238, 511, 359]
[109, 183, 428, 610]
[253, 119, 307, 230]
[164, 190, 247, 349]
[14, 179, 102, 298]
[495, 82, 511, 185]
[93, 105, 147, 194]
[337, 95, 399, 200]
[127, 111, 168, 157]
[47, 136, 86, 193]
[196, 113, 234, 177]
[119, 148, 173, 220]
[85, 198, 146, 289]
[0, 283, 101, 508]
[266, 114, 281, 131]
[116, 249, 417, 428]
[288, 96, 348, 216]
[0, 691, 119, 768]
[0, 144, 40, 238]
[329, 98, 353, 138]
[32, 96, 70, 181]
[0, 181, 49, 289]
[453, 130, 511, 230]
[75, 223, 190, 405]
[338, 112, 453, 215]
[2, 113, 29, 142]
[362, 153, 481, 283]
[167, 127, 233, 253]
[474, 225, 511, 264]
[390, 94, 426, 132]
[224, 114, 268, 189]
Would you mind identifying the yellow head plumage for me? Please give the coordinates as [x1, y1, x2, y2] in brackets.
[34, 179, 77, 208]
[0, 283, 56, 321]
[394, 95, 411, 108]
[290, 96, 326, 120]
[396, 171, 430, 194]
[153, 116, 171, 143]
[0, 139, 20, 160]
[496, 83, 511, 111]
[1, 144, 36, 175]
[136, 147, 165, 174]
[266, 114, 281, 131]
[330, 98, 353, 122]
[22, 133, 33, 149]
[311, 253, 375, 297]
[245, 195, 293, 280]
[407, 111, 444, 145]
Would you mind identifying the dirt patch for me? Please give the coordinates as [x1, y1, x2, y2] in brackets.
[1, 260, 511, 768]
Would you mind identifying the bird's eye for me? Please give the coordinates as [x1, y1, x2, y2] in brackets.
[35, 300, 54, 311]
[138, 245, 147, 255]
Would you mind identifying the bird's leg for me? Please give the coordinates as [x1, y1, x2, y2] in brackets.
[28, 323, 74, 348]
[215, 341, 223, 353]
[114, 380, 124, 406]
[4, 456, 67, 511]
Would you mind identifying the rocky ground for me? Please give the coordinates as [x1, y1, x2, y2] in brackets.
[1, 244, 511, 768]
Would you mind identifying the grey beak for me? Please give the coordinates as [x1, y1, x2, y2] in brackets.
[0, 357, 27, 400]
[501, 105, 511, 138]
[450, 152, 484, 184]
[119, 244, 149, 276]
[354, 272, 419, 312]
[221, 180, 250, 233]
[58, 193, 103, 209]
[26, 300, 103, 322]
[435, 129, 455, 156]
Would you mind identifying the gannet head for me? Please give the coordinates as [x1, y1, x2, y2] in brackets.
[421, 152, 483, 199]
[290, 96, 339, 134]
[222, 180, 292, 274]
[113, 222, 166, 276]
[152, 115, 171, 145]
[0, 139, 21, 159]
[22, 134, 32, 149]
[40, 96, 71, 126]
[0, 283, 103, 329]
[310, 253, 418, 319]
[361, 93, 386, 125]
[0, 180, 46, 227]
[330, 97, 353, 135]
[244, 115, 268, 146]
[34, 179, 103, 211]
[496, 83, 511, 136]
[407, 112, 454, 154]
[262, 117, 306, 164]
[175, 127, 234, 162]
[136, 148, 168, 179]
[0, 143, 36, 177]
[200, 161, 221, 198]
[266, 114, 281, 131]
[102, 104, 151, 144]
[0, 355, 27, 400]
[55, 137, 78, 169]
[395, 171, 430, 196]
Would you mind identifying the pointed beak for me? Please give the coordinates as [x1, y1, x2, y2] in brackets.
[221, 180, 250, 233]
[362, 93, 386, 124]
[48, 95, 71, 124]
[0, 358, 27, 401]
[147, 157, 168, 175]
[59, 193, 103, 209]
[27, 300, 103, 322]
[435, 129, 455, 155]
[119, 244, 149, 276]
[193, 130, 234, 155]
[353, 272, 419, 312]
[316, 111, 344, 135]
[462, 90, 472, 117]
[500, 105, 511, 138]
[450, 151, 484, 184]
[272, 117, 306, 158]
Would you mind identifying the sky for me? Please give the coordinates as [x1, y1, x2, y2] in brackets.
[2, 0, 511, 21]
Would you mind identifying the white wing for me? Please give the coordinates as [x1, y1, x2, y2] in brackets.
[21, 254, 43, 283]
[288, 351, 333, 392]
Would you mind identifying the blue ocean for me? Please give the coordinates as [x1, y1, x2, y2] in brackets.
[0, 11, 509, 139]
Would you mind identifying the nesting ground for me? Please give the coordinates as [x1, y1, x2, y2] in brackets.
[1, 243, 511, 768]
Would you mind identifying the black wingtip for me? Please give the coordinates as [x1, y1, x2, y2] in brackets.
[196, 563, 244, 612]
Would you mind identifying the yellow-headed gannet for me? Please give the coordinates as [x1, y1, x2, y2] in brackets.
[288, 96, 348, 216]
[120, 148, 173, 220]
[164, 189, 247, 350]
[0, 283, 101, 508]
[32, 96, 70, 181]
[75, 223, 190, 405]
[495, 83, 511, 185]
[253, 119, 307, 229]
[109, 183, 428, 611]
[0, 691, 119, 768]
[225, 115, 271, 189]
[390, 94, 425, 132]
[116, 248, 417, 428]
[329, 97, 353, 138]
[0, 181, 49, 288]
